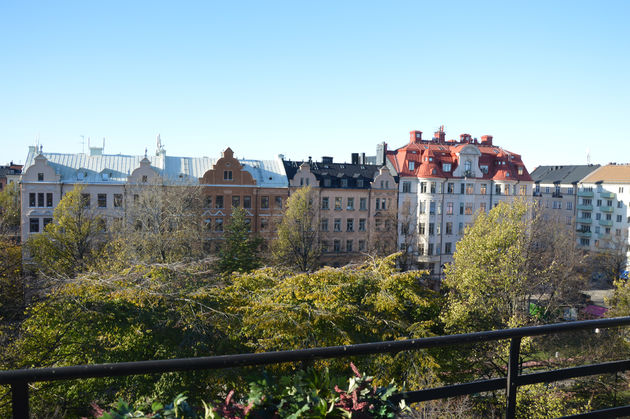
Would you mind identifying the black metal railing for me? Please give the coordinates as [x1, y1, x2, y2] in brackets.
[2, 317, 630, 418]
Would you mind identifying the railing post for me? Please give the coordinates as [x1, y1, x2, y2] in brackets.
[505, 337, 521, 419]
[11, 380, 29, 419]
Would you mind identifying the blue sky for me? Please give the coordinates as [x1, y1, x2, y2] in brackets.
[1, 1, 628, 170]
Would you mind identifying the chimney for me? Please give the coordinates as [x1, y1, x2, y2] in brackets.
[410, 130, 422, 143]
[351, 153, 359, 164]
[376, 142, 387, 166]
[481, 135, 493, 146]
[322, 156, 333, 164]
[361, 153, 366, 164]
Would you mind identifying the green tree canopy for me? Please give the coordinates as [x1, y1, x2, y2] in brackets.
[216, 206, 262, 274]
[0, 182, 20, 238]
[27, 185, 105, 277]
[272, 186, 320, 271]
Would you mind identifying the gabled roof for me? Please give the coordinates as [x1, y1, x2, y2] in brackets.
[530, 165, 600, 184]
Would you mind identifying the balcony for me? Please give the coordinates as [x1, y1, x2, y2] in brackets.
[2, 318, 630, 419]
[578, 189, 594, 197]
[600, 191, 616, 199]
[600, 206, 614, 213]
[599, 219, 613, 227]
[576, 230, 592, 237]
[576, 218, 592, 224]
[577, 204, 593, 211]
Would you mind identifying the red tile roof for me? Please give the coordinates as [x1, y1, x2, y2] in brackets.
[386, 132, 532, 181]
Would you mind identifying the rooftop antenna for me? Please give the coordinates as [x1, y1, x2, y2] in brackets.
[586, 148, 591, 165]
[80, 135, 85, 153]
[102, 137, 105, 152]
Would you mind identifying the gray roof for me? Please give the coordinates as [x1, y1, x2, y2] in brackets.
[530, 165, 600, 185]
[23, 149, 288, 188]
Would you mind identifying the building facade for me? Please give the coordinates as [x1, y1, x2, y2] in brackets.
[575, 165, 630, 262]
[283, 156, 398, 266]
[386, 128, 533, 277]
[20, 143, 288, 248]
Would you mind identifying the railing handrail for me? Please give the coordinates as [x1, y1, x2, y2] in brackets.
[3, 316, 630, 418]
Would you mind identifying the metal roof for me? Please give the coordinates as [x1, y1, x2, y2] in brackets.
[530, 165, 600, 184]
[23, 149, 288, 188]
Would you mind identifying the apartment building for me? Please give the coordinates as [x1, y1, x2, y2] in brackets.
[530, 165, 600, 229]
[20, 142, 288, 247]
[385, 128, 533, 277]
[283, 156, 398, 266]
[575, 165, 630, 261]
[0, 162, 22, 191]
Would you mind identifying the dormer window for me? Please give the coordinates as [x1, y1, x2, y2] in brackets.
[37, 173, 44, 181]
[142, 175, 148, 183]
[408, 161, 415, 171]
[480, 165, 489, 174]
[224, 171, 233, 180]
[464, 161, 472, 172]
[443, 163, 451, 172]
[518, 167, 523, 175]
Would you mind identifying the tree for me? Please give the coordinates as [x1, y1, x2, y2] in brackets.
[216, 207, 262, 274]
[0, 182, 20, 239]
[27, 185, 105, 277]
[394, 198, 418, 271]
[272, 186, 321, 271]
[110, 182, 206, 266]
[589, 232, 628, 287]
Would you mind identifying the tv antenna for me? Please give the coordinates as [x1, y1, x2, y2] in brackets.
[586, 148, 591, 165]
[80, 135, 85, 153]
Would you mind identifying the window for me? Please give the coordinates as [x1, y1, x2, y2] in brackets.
[595, 213, 601, 220]
[419, 223, 425, 235]
[597, 199, 602, 207]
[114, 194, 123, 208]
[465, 203, 473, 215]
[446, 222, 453, 234]
[428, 243, 433, 256]
[142, 175, 148, 183]
[357, 179, 364, 188]
[321, 218, 329, 231]
[504, 185, 510, 195]
[244, 218, 252, 232]
[133, 194, 139, 202]
[334, 218, 341, 232]
[346, 240, 353, 252]
[46, 193, 53, 207]
[555, 185, 561, 195]
[428, 223, 434, 235]
[568, 187, 574, 195]
[37, 173, 44, 181]
[464, 161, 472, 172]
[479, 184, 487, 195]
[381, 199, 387, 210]
[446, 202, 453, 215]
[347, 197, 354, 210]
[583, 212, 592, 219]
[358, 240, 366, 252]
[215, 218, 223, 232]
[519, 185, 527, 196]
[580, 238, 590, 246]
[466, 184, 474, 194]
[458, 222, 464, 234]
[335, 197, 342, 210]
[261, 196, 269, 209]
[445, 242, 452, 254]
[232, 196, 240, 208]
[419, 201, 426, 214]
[321, 241, 329, 253]
[29, 218, 39, 233]
[480, 165, 489, 174]
[375, 219, 382, 231]
[216, 195, 224, 208]
[429, 201, 436, 214]
[606, 213, 612, 221]
[616, 229, 622, 236]
[460, 183, 465, 194]
[43, 217, 52, 229]
[420, 182, 427, 193]
[402, 181, 411, 193]
[408, 161, 415, 171]
[98, 194, 107, 208]
[582, 199, 592, 205]
[479, 202, 487, 212]
[341, 179, 348, 188]
[418, 243, 425, 255]
[356, 218, 365, 231]
[322, 197, 329, 210]
[518, 167, 524, 175]
[260, 218, 268, 231]
[607, 199, 613, 207]
[605, 227, 611, 234]
[360, 198, 367, 211]
[618, 201, 623, 209]
[443, 163, 451, 172]
[430, 182, 436, 193]
[346, 219, 354, 232]
[244, 196, 252, 208]
[324, 178, 331, 187]
[81, 193, 90, 208]
[205, 219, 213, 231]
[375, 198, 380, 211]
[447, 183, 454, 194]
[334, 240, 341, 252]
[567, 202, 573, 210]
[436, 224, 441, 235]
[223, 170, 233, 180]
[275, 196, 283, 209]
[459, 203, 464, 215]
[29, 193, 36, 207]
[619, 187, 624, 193]
[495, 184, 502, 195]
[38, 192, 44, 207]
[617, 215, 623, 222]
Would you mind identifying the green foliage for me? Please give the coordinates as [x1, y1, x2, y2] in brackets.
[0, 239, 23, 323]
[0, 181, 20, 236]
[97, 394, 196, 418]
[26, 185, 105, 277]
[272, 186, 321, 271]
[216, 207, 262, 274]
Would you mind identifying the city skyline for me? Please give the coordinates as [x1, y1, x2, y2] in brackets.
[2, 1, 628, 169]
